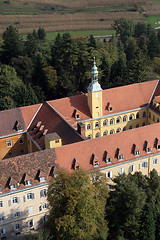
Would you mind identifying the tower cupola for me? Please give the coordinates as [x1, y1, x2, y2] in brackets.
[91, 57, 98, 82]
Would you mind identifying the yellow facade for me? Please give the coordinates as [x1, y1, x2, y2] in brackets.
[87, 89, 102, 118]
[45, 133, 62, 149]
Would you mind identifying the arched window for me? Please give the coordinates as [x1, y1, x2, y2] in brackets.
[95, 122, 99, 128]
[123, 127, 126, 131]
[129, 125, 132, 129]
[129, 114, 133, 121]
[95, 133, 99, 138]
[157, 118, 159, 123]
[110, 130, 114, 135]
[103, 120, 107, 126]
[142, 122, 145, 126]
[103, 131, 107, 136]
[87, 135, 91, 139]
[116, 128, 120, 133]
[143, 111, 146, 118]
[136, 124, 139, 128]
[110, 119, 114, 125]
[123, 116, 127, 122]
[116, 117, 120, 124]
[87, 123, 91, 130]
[136, 113, 140, 119]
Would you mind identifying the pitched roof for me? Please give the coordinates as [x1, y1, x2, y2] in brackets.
[48, 80, 159, 127]
[0, 149, 56, 194]
[27, 102, 84, 149]
[54, 122, 160, 172]
[0, 104, 41, 137]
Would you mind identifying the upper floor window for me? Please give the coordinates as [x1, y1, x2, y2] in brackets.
[14, 223, 20, 231]
[116, 117, 120, 124]
[25, 180, 32, 186]
[18, 137, 24, 144]
[95, 133, 99, 138]
[26, 193, 34, 201]
[129, 165, 134, 173]
[95, 122, 99, 128]
[28, 206, 33, 214]
[136, 113, 140, 119]
[103, 131, 107, 136]
[87, 124, 91, 130]
[40, 176, 46, 183]
[0, 227, 6, 235]
[103, 120, 107, 126]
[13, 211, 21, 218]
[28, 219, 34, 228]
[129, 114, 134, 121]
[119, 155, 124, 160]
[10, 184, 17, 190]
[40, 203, 49, 211]
[110, 119, 114, 125]
[140, 161, 148, 168]
[116, 128, 120, 133]
[0, 201, 3, 207]
[106, 171, 112, 178]
[0, 216, 4, 222]
[153, 115, 155, 122]
[119, 167, 124, 175]
[40, 189, 47, 198]
[11, 197, 19, 204]
[110, 130, 114, 135]
[6, 140, 12, 147]
[153, 158, 158, 165]
[123, 116, 127, 122]
[143, 111, 146, 118]
[149, 112, 151, 119]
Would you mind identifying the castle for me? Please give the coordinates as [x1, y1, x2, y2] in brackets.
[0, 59, 160, 238]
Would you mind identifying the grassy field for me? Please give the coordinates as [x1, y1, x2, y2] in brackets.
[0, 0, 160, 38]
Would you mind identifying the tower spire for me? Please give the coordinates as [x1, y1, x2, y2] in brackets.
[88, 57, 102, 92]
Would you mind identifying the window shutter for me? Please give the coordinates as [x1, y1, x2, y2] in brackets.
[18, 197, 20, 203]
[140, 163, 142, 169]
[23, 196, 26, 202]
[110, 171, 112, 178]
[32, 193, 34, 199]
[8, 200, 11, 207]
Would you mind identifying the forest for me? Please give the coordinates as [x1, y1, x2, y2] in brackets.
[1, 18, 160, 111]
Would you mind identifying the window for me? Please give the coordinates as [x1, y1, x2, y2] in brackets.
[149, 112, 151, 119]
[106, 158, 111, 164]
[28, 207, 33, 214]
[14, 223, 20, 231]
[142, 122, 145, 126]
[103, 120, 107, 126]
[129, 114, 133, 121]
[119, 155, 123, 160]
[8, 151, 12, 156]
[123, 127, 126, 131]
[143, 111, 146, 118]
[153, 158, 158, 165]
[136, 112, 140, 119]
[11, 197, 19, 204]
[123, 116, 127, 122]
[110, 119, 114, 125]
[0, 228, 6, 235]
[6, 140, 12, 147]
[26, 193, 34, 200]
[10, 184, 17, 190]
[76, 114, 80, 119]
[13, 212, 20, 218]
[157, 118, 160, 123]
[140, 161, 148, 168]
[40, 189, 47, 198]
[116, 117, 120, 124]
[116, 128, 120, 133]
[110, 130, 114, 135]
[87, 135, 91, 139]
[129, 165, 134, 173]
[0, 216, 4, 222]
[0, 201, 3, 207]
[95, 122, 99, 128]
[42, 215, 48, 223]
[25, 180, 32, 186]
[18, 137, 23, 144]
[135, 150, 140, 156]
[106, 171, 112, 178]
[41, 203, 49, 210]
[103, 131, 107, 136]
[129, 125, 132, 129]
[153, 115, 155, 122]
[55, 140, 59, 143]
[28, 219, 34, 228]
[95, 133, 99, 138]
[136, 124, 139, 128]
[87, 124, 91, 130]
[119, 167, 124, 175]
[40, 176, 46, 182]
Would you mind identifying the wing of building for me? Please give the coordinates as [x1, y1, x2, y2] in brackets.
[0, 59, 160, 238]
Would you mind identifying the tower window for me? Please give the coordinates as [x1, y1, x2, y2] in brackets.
[103, 120, 107, 126]
[116, 117, 120, 124]
[123, 116, 127, 122]
[87, 124, 91, 130]
[95, 122, 99, 128]
[110, 119, 114, 125]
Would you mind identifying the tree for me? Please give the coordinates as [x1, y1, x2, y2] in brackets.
[46, 169, 108, 240]
[37, 27, 46, 41]
[25, 31, 38, 58]
[1, 25, 23, 64]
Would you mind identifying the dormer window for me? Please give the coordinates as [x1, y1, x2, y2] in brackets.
[132, 143, 140, 156]
[106, 102, 113, 111]
[72, 109, 80, 120]
[25, 180, 32, 186]
[154, 138, 160, 150]
[72, 158, 80, 170]
[135, 150, 140, 156]
[144, 140, 152, 153]
[116, 148, 124, 160]
[92, 154, 99, 167]
[119, 155, 124, 160]
[40, 177, 46, 183]
[109, 107, 113, 111]
[103, 150, 111, 164]
[10, 184, 17, 190]
[76, 114, 80, 119]
[13, 120, 22, 131]
[106, 157, 111, 163]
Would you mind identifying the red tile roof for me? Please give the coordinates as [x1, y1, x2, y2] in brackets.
[48, 80, 159, 128]
[0, 104, 41, 137]
[54, 122, 160, 172]
[27, 102, 84, 149]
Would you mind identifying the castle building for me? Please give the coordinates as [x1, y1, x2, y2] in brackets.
[0, 59, 160, 238]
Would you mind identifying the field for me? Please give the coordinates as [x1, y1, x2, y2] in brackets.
[0, 0, 160, 38]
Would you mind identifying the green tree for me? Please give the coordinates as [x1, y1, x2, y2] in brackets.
[148, 30, 160, 59]
[25, 31, 38, 58]
[1, 25, 23, 64]
[37, 27, 46, 41]
[46, 169, 108, 240]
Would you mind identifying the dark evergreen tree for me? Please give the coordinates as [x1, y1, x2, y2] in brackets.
[148, 30, 160, 59]
[37, 27, 46, 40]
